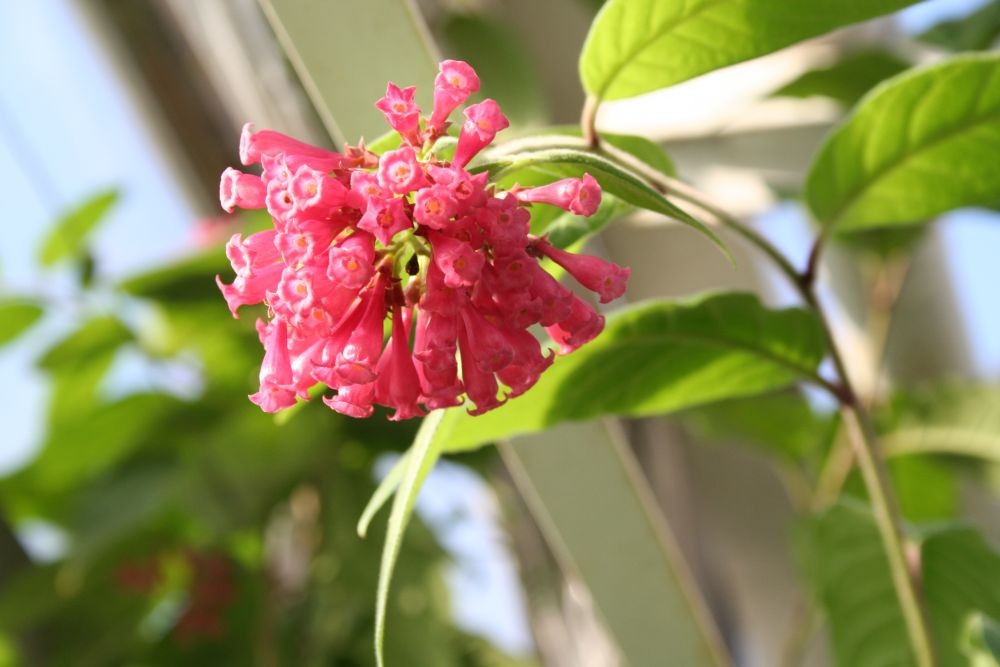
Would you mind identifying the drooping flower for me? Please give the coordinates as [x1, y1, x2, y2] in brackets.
[217, 60, 630, 419]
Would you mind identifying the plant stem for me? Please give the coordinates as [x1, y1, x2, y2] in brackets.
[619, 164, 938, 666]
[580, 95, 601, 149]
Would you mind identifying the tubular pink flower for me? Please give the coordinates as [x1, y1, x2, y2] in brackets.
[428, 60, 480, 130]
[249, 319, 297, 413]
[357, 196, 411, 246]
[347, 171, 386, 211]
[324, 381, 375, 418]
[497, 328, 554, 398]
[428, 165, 488, 214]
[275, 218, 339, 265]
[335, 274, 389, 385]
[375, 82, 421, 145]
[480, 194, 530, 251]
[375, 304, 426, 421]
[288, 165, 349, 215]
[526, 262, 574, 326]
[457, 324, 506, 415]
[460, 306, 514, 373]
[535, 238, 630, 304]
[327, 233, 375, 288]
[516, 173, 602, 217]
[413, 185, 457, 230]
[377, 146, 429, 195]
[265, 180, 296, 227]
[429, 231, 484, 288]
[412, 310, 462, 409]
[545, 294, 605, 355]
[452, 99, 509, 168]
[220, 168, 266, 213]
[216, 231, 282, 317]
[240, 122, 346, 169]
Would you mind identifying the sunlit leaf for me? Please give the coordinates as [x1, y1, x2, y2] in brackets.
[579, 0, 919, 101]
[806, 53, 1000, 231]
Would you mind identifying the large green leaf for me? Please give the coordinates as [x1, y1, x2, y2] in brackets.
[473, 145, 728, 257]
[806, 53, 1000, 231]
[0, 299, 44, 346]
[923, 529, 1000, 667]
[374, 409, 446, 667]
[805, 501, 1000, 667]
[579, 0, 919, 102]
[435, 291, 826, 453]
[38, 189, 119, 266]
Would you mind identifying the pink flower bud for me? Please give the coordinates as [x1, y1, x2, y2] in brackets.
[458, 323, 506, 416]
[460, 306, 514, 373]
[515, 173, 602, 217]
[377, 146, 429, 195]
[375, 304, 426, 421]
[545, 295, 605, 355]
[428, 60, 480, 130]
[374, 82, 421, 145]
[239, 122, 346, 168]
[220, 168, 266, 213]
[453, 99, 509, 168]
[335, 274, 388, 384]
[535, 238, 630, 303]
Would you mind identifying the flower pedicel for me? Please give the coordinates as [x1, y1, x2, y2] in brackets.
[217, 59, 630, 420]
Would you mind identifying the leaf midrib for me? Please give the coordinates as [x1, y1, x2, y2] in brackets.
[823, 105, 1000, 228]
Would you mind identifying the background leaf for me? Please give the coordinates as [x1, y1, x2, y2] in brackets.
[772, 49, 911, 107]
[806, 53, 1000, 231]
[435, 291, 826, 453]
[919, 0, 1000, 52]
[579, 0, 919, 101]
[38, 189, 119, 266]
[0, 299, 44, 346]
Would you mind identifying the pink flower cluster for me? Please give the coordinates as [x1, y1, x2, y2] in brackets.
[217, 60, 630, 420]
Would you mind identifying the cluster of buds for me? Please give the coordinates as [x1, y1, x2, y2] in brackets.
[218, 60, 630, 420]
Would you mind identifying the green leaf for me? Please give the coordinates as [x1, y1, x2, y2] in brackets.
[924, 529, 1000, 667]
[772, 49, 910, 107]
[879, 383, 1000, 464]
[0, 299, 44, 346]
[37, 316, 132, 373]
[802, 500, 916, 667]
[435, 291, 826, 453]
[500, 126, 677, 178]
[579, 0, 919, 102]
[806, 53, 1000, 231]
[544, 193, 633, 250]
[919, 0, 1000, 52]
[504, 421, 731, 667]
[38, 189, 119, 266]
[473, 145, 729, 258]
[440, 13, 547, 126]
[680, 391, 835, 462]
[964, 613, 1000, 666]
[375, 409, 446, 667]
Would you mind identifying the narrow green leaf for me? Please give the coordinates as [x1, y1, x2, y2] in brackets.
[579, 0, 919, 102]
[772, 49, 911, 108]
[435, 291, 826, 453]
[504, 420, 731, 667]
[497, 127, 677, 178]
[38, 189, 119, 266]
[806, 53, 1000, 231]
[357, 450, 410, 538]
[0, 299, 44, 346]
[374, 409, 445, 667]
[473, 145, 729, 259]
